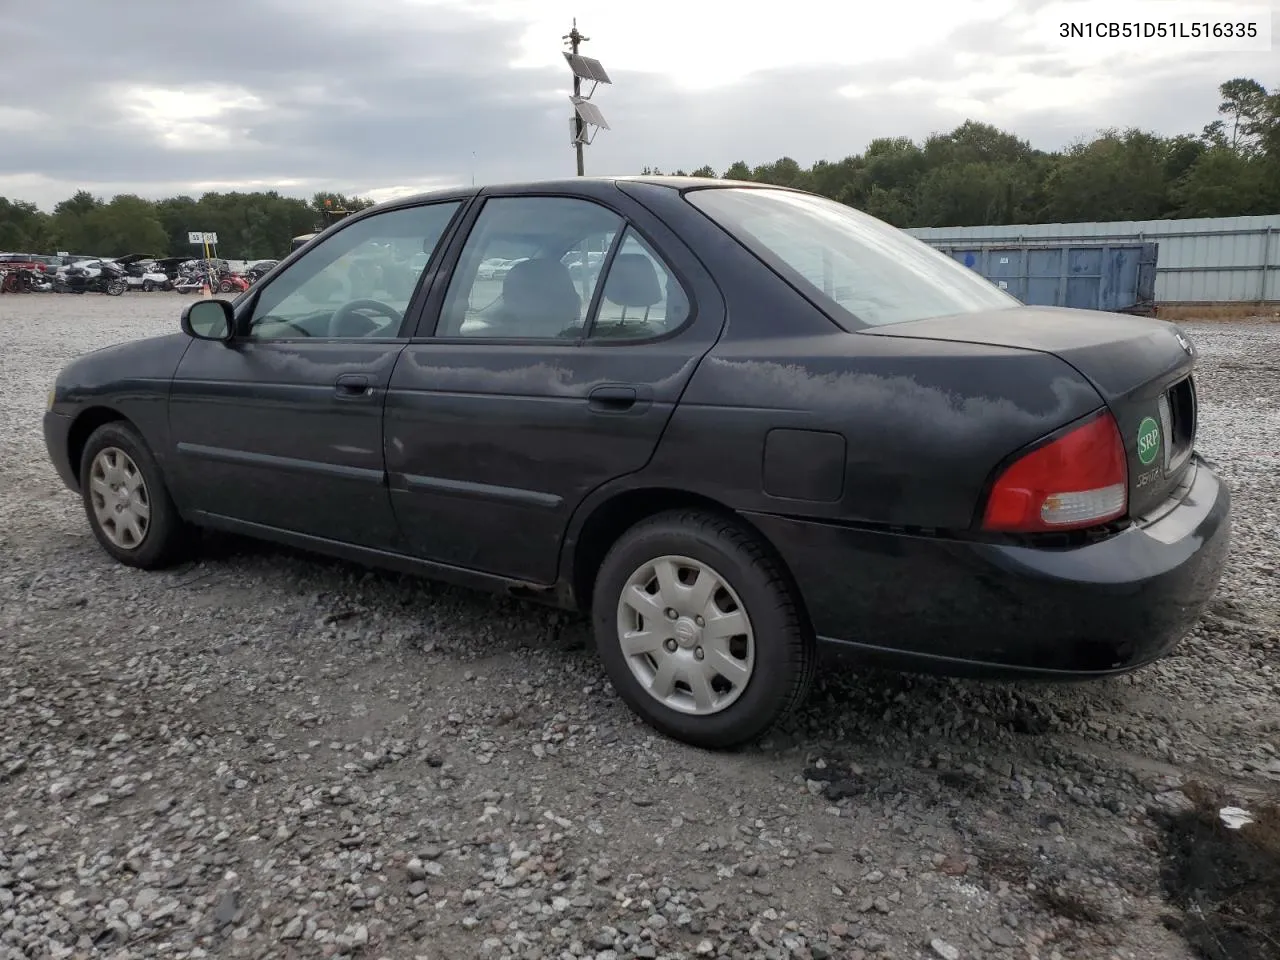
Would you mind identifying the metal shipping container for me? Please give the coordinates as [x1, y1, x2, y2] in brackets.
[907, 214, 1280, 304]
[932, 242, 1159, 314]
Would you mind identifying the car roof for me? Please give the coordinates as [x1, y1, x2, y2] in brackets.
[368, 176, 788, 213]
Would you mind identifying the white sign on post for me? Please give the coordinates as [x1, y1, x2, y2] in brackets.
[187, 231, 218, 244]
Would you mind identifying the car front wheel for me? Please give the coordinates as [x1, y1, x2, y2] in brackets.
[79, 422, 190, 569]
[592, 510, 815, 749]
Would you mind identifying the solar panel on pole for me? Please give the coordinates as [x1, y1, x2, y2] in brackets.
[571, 97, 610, 131]
[563, 52, 590, 80]
[562, 19, 610, 176]
[580, 56, 611, 84]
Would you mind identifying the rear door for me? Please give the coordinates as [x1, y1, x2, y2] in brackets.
[384, 185, 725, 583]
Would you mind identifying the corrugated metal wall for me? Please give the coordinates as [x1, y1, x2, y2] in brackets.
[905, 215, 1280, 303]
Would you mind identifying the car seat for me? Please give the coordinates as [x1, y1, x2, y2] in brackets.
[494, 258, 581, 337]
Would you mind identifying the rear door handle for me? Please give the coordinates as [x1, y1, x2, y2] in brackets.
[334, 374, 371, 398]
[588, 384, 654, 415]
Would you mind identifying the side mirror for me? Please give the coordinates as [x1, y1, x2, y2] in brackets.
[181, 299, 235, 341]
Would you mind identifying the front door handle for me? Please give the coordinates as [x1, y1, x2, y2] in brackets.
[335, 374, 371, 398]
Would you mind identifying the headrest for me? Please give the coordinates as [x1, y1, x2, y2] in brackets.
[603, 253, 663, 308]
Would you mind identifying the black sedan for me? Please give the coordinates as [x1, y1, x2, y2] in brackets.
[42, 177, 1231, 749]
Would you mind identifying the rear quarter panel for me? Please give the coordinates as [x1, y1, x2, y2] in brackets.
[612, 188, 1107, 530]
[653, 330, 1106, 529]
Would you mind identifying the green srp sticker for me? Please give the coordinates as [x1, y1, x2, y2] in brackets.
[1137, 416, 1161, 466]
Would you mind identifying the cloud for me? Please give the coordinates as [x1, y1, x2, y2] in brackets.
[0, 0, 1276, 208]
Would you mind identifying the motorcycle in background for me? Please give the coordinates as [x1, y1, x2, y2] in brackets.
[173, 272, 213, 295]
[1, 267, 43, 293]
[172, 269, 226, 294]
[216, 273, 250, 294]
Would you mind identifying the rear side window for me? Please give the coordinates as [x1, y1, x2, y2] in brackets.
[588, 228, 690, 341]
[687, 187, 1016, 328]
[437, 196, 622, 339]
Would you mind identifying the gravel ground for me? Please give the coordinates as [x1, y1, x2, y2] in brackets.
[1, 292, 1277, 960]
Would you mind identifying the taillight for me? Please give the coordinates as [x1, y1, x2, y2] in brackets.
[982, 411, 1128, 533]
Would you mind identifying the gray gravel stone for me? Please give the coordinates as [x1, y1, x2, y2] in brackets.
[2, 296, 1274, 958]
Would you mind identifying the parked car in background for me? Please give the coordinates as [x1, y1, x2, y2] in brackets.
[112, 254, 172, 291]
[124, 267, 172, 292]
[245, 260, 279, 284]
[1, 253, 49, 289]
[0, 254, 50, 293]
[57, 259, 128, 295]
[41, 177, 1231, 749]
[0, 253, 49, 272]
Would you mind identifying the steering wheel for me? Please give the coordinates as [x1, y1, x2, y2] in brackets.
[327, 299, 403, 338]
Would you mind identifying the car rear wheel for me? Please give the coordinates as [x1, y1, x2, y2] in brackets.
[592, 510, 815, 749]
[79, 422, 190, 569]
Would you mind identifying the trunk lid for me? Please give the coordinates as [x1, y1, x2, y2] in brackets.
[862, 306, 1198, 517]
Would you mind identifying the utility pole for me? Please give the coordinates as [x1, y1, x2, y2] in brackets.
[565, 20, 586, 176]
[562, 19, 611, 177]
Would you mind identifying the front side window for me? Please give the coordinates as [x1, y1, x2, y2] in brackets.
[247, 201, 461, 340]
[686, 187, 1018, 328]
[437, 196, 622, 339]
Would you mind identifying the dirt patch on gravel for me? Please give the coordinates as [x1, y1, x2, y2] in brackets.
[1158, 782, 1280, 960]
[1156, 305, 1280, 323]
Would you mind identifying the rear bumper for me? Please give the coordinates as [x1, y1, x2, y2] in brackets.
[43, 410, 79, 492]
[744, 456, 1231, 678]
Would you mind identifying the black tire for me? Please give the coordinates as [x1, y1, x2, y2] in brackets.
[79, 421, 191, 569]
[142, 281, 154, 292]
[591, 509, 815, 749]
[105, 279, 126, 296]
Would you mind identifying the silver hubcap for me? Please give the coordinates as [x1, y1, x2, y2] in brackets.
[88, 447, 150, 550]
[615, 555, 755, 716]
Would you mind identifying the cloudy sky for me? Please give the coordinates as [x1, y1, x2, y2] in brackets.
[1, 0, 1276, 209]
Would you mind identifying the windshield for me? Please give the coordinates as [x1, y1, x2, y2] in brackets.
[686, 187, 1018, 328]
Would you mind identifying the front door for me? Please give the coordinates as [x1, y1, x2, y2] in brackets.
[168, 199, 465, 549]
[384, 189, 725, 583]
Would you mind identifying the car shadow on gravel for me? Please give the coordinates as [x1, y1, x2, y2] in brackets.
[191, 529, 1114, 738]
[1156, 782, 1280, 960]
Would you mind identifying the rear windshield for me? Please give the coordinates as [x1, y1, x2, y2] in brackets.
[686, 187, 1017, 328]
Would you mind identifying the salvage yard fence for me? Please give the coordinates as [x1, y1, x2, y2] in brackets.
[906, 214, 1280, 305]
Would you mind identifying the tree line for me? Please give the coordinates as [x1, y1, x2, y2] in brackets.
[0, 191, 374, 264]
[651, 77, 1280, 228]
[1, 77, 1276, 261]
